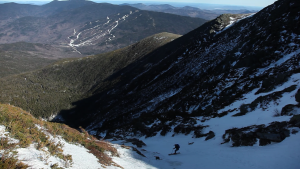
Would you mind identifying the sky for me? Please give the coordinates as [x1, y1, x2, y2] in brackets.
[0, 0, 277, 7]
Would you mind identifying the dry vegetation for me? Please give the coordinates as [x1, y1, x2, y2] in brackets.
[0, 151, 29, 169]
[0, 103, 119, 168]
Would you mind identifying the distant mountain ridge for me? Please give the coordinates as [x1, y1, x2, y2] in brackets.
[0, 1, 206, 55]
[122, 3, 257, 20]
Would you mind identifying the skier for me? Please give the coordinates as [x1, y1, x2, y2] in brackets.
[173, 144, 180, 154]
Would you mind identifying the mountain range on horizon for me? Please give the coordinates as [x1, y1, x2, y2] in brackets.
[0, 0, 264, 10]
[0, 0, 206, 56]
[121, 3, 258, 20]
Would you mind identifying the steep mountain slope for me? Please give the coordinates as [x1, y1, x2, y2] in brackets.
[0, 2, 206, 55]
[0, 42, 81, 78]
[0, 32, 180, 118]
[49, 0, 300, 140]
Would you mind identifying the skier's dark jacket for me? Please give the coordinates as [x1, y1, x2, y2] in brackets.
[175, 144, 180, 149]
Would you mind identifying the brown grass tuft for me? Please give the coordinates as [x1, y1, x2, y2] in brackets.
[94, 140, 118, 157]
[0, 151, 29, 169]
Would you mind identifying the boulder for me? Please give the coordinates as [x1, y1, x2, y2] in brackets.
[282, 130, 290, 137]
[194, 130, 207, 138]
[240, 132, 257, 146]
[295, 89, 300, 103]
[290, 115, 300, 127]
[291, 129, 298, 134]
[205, 131, 215, 141]
[281, 104, 300, 116]
[223, 121, 291, 146]
[256, 132, 282, 142]
[259, 139, 271, 146]
[229, 131, 257, 146]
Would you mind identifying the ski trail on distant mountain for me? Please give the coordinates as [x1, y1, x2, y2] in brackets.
[68, 10, 139, 54]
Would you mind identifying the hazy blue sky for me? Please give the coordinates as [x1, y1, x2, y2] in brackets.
[0, 0, 277, 7]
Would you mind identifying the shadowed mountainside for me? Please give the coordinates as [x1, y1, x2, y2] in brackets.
[0, 32, 181, 118]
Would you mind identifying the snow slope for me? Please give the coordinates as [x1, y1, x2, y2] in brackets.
[107, 71, 300, 169]
[109, 132, 300, 169]
[1, 120, 299, 169]
[108, 74, 300, 168]
[0, 124, 103, 168]
[17, 137, 101, 169]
